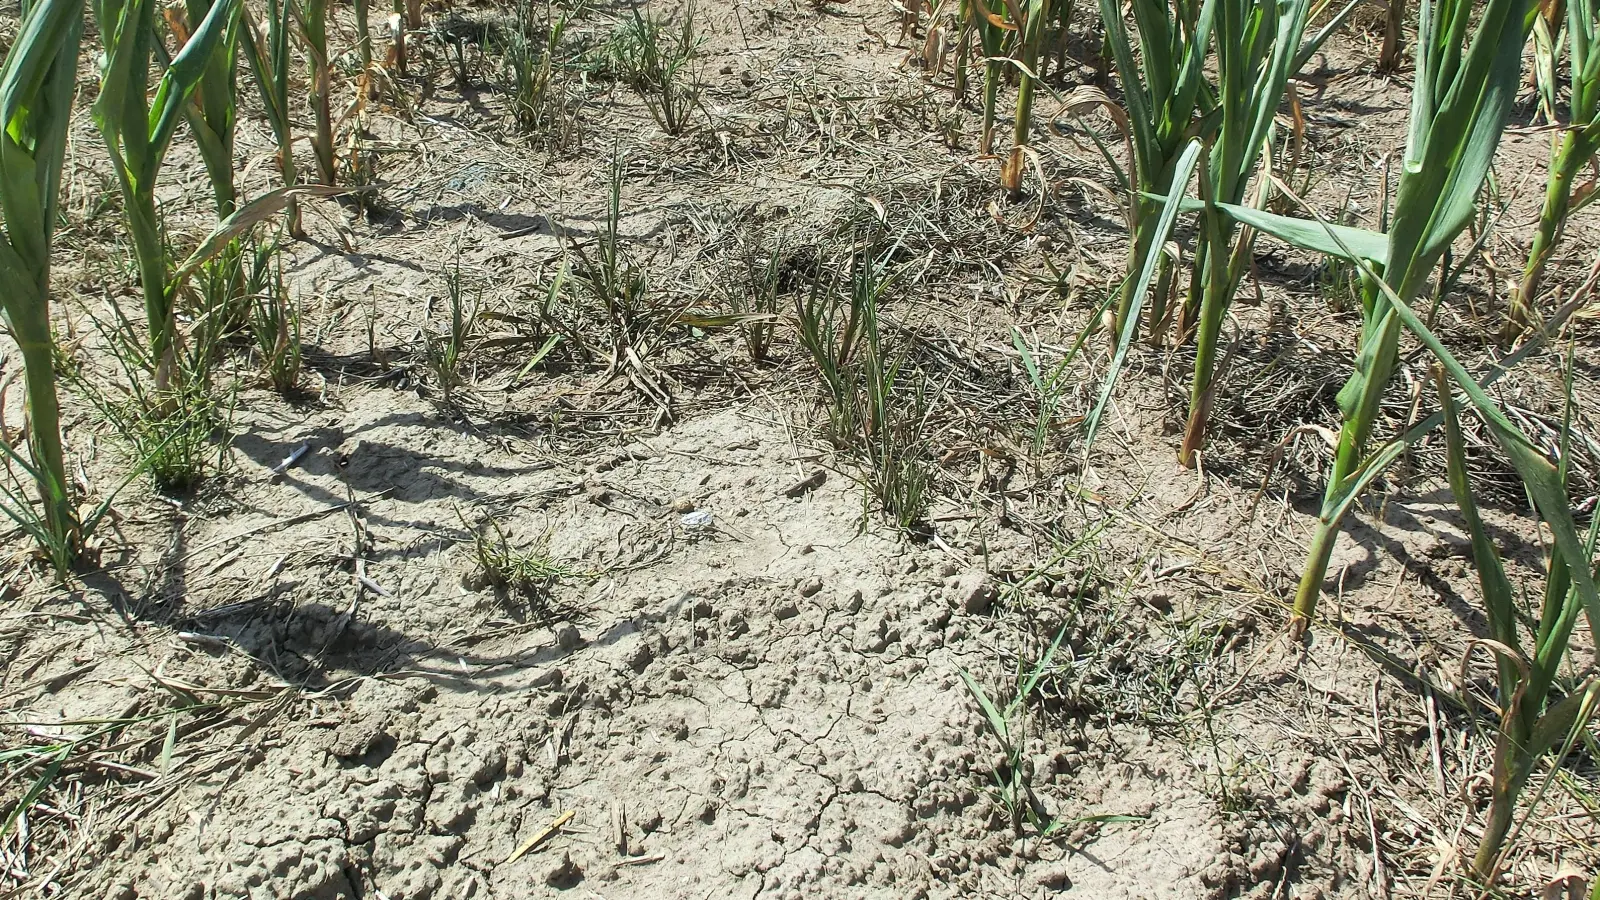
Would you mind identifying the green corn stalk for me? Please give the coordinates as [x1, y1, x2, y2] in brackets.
[240, 0, 302, 235]
[353, 0, 374, 69]
[169, 0, 245, 330]
[1511, 0, 1600, 331]
[1178, 0, 1317, 466]
[1286, 0, 1539, 636]
[1437, 351, 1599, 877]
[0, 0, 86, 570]
[92, 0, 240, 374]
[1098, 0, 1214, 343]
[1227, 179, 1600, 872]
[168, 0, 241, 218]
[1000, 0, 1053, 198]
[965, 0, 1009, 154]
[297, 0, 337, 185]
[1084, 138, 1203, 453]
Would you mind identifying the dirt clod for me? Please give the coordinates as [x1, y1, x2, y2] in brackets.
[956, 571, 996, 615]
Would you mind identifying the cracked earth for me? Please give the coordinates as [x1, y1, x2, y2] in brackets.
[31, 398, 1356, 900]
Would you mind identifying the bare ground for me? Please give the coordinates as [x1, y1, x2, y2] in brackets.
[3, 0, 1599, 897]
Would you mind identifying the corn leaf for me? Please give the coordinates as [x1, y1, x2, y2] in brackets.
[1439, 371, 1522, 701]
[147, 0, 238, 162]
[170, 183, 358, 285]
[1148, 193, 1390, 264]
[1312, 215, 1600, 650]
[1085, 139, 1202, 451]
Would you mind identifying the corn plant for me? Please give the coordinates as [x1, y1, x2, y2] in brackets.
[92, 0, 239, 376]
[1512, 0, 1600, 332]
[1177, 0, 1318, 466]
[354, 0, 374, 69]
[962, 0, 1007, 155]
[167, 0, 241, 218]
[298, 0, 338, 185]
[1233, 195, 1598, 879]
[1096, 0, 1214, 342]
[1085, 139, 1203, 452]
[0, 0, 86, 570]
[1436, 360, 1600, 877]
[167, 0, 247, 332]
[1279, 0, 1541, 637]
[999, 0, 1052, 198]
[241, 0, 302, 234]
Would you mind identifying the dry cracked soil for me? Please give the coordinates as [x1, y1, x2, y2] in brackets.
[2, 0, 1598, 896]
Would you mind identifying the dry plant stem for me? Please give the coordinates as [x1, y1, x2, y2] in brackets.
[1002, 0, 1051, 198]
[1379, 0, 1404, 71]
[389, 0, 408, 75]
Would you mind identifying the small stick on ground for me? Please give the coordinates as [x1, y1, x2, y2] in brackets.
[504, 810, 576, 865]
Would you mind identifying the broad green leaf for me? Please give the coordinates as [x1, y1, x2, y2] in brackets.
[147, 0, 238, 159]
[1318, 217, 1600, 652]
[1146, 193, 1390, 264]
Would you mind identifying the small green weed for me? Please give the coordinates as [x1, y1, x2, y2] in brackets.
[610, 5, 702, 135]
[794, 240, 931, 530]
[727, 241, 782, 362]
[243, 240, 302, 395]
[465, 515, 584, 608]
[423, 252, 480, 407]
[961, 625, 1072, 836]
[501, 0, 584, 148]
